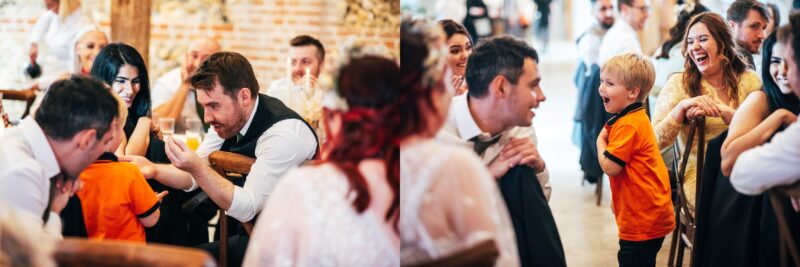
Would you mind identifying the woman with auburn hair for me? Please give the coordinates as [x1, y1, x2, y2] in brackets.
[652, 12, 762, 213]
[439, 19, 473, 95]
[242, 47, 400, 266]
[398, 19, 518, 266]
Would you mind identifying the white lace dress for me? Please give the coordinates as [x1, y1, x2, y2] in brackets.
[400, 139, 519, 267]
[242, 164, 399, 267]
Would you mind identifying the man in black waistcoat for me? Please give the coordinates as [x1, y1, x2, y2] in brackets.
[122, 52, 318, 266]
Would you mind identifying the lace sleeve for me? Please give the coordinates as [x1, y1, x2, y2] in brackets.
[417, 149, 519, 267]
[652, 74, 687, 149]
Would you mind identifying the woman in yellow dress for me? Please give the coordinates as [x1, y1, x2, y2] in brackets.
[652, 12, 762, 213]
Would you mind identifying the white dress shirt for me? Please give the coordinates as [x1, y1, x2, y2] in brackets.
[597, 19, 642, 66]
[436, 95, 552, 200]
[0, 118, 63, 238]
[29, 9, 89, 79]
[576, 22, 608, 69]
[192, 96, 318, 222]
[151, 67, 200, 133]
[730, 120, 800, 195]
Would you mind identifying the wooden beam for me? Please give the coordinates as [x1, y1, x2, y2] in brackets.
[110, 0, 152, 66]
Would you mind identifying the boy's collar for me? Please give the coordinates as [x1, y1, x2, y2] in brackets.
[606, 102, 644, 126]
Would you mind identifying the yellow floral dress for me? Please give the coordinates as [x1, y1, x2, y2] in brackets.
[652, 70, 762, 212]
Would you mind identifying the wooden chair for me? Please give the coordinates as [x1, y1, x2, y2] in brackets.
[55, 238, 215, 267]
[404, 239, 500, 267]
[768, 181, 800, 267]
[207, 151, 256, 267]
[0, 88, 37, 120]
[667, 117, 705, 267]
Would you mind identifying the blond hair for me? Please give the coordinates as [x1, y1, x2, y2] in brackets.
[58, 0, 82, 21]
[601, 53, 655, 102]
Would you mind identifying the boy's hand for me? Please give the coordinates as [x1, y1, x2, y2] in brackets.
[119, 155, 158, 179]
[156, 191, 169, 203]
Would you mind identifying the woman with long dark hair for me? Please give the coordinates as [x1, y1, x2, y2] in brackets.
[90, 43, 154, 156]
[721, 31, 800, 175]
[439, 19, 473, 95]
[242, 48, 400, 266]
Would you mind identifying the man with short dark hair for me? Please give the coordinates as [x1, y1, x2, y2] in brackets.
[727, 0, 770, 70]
[437, 36, 565, 267]
[122, 52, 318, 266]
[0, 75, 119, 237]
[263, 35, 326, 121]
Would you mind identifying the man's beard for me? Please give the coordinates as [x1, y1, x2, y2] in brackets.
[601, 20, 614, 30]
[214, 107, 248, 139]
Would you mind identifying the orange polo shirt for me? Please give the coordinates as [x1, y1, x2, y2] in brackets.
[603, 103, 675, 241]
[77, 153, 159, 242]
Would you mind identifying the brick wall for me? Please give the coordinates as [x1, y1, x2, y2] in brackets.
[0, 0, 399, 89]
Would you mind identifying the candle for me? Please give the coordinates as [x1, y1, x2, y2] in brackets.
[286, 58, 292, 80]
[304, 67, 311, 95]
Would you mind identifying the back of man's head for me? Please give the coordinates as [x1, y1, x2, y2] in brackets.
[727, 0, 769, 24]
[465, 36, 539, 98]
[35, 75, 118, 141]
[290, 35, 325, 62]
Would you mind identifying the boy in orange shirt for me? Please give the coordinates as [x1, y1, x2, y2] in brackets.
[596, 53, 675, 267]
[77, 95, 166, 242]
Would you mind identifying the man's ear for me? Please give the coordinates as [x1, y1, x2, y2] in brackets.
[728, 20, 737, 30]
[488, 75, 509, 98]
[74, 129, 98, 150]
[239, 88, 252, 104]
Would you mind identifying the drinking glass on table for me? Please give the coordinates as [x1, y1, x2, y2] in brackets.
[185, 118, 203, 151]
[158, 118, 175, 139]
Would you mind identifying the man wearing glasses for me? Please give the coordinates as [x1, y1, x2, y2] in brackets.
[597, 0, 651, 65]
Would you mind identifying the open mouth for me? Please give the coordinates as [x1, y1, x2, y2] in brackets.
[777, 75, 789, 86]
[457, 62, 467, 68]
[602, 96, 610, 104]
[694, 54, 709, 65]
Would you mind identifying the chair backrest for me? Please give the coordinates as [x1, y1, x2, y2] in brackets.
[55, 238, 216, 267]
[208, 151, 256, 177]
[405, 239, 500, 267]
[0, 89, 37, 119]
[675, 116, 706, 223]
[769, 182, 800, 267]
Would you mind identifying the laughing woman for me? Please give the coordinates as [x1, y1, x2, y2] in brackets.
[652, 12, 762, 213]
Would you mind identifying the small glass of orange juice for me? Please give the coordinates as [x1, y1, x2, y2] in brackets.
[185, 118, 203, 151]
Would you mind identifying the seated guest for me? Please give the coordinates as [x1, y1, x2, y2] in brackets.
[399, 19, 518, 266]
[29, 25, 109, 114]
[439, 19, 473, 95]
[0, 75, 119, 238]
[731, 13, 800, 195]
[263, 35, 325, 123]
[726, 0, 770, 70]
[436, 35, 564, 266]
[76, 94, 166, 242]
[721, 30, 800, 176]
[596, 53, 675, 267]
[122, 52, 318, 266]
[653, 12, 762, 214]
[91, 43, 154, 157]
[244, 48, 400, 266]
[152, 37, 221, 133]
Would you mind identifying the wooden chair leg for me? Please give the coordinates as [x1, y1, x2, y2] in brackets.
[667, 222, 679, 267]
[676, 234, 685, 267]
[596, 175, 603, 206]
[219, 209, 227, 267]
